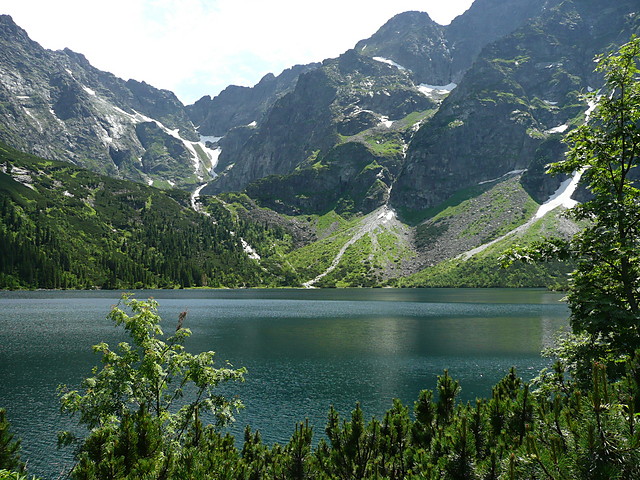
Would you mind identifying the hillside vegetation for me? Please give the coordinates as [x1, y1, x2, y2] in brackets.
[0, 143, 298, 289]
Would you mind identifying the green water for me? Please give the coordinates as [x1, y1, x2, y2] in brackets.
[0, 288, 568, 478]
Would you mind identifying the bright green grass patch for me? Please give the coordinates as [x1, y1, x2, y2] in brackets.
[286, 228, 355, 280]
[363, 133, 404, 157]
[317, 234, 377, 287]
[313, 210, 352, 238]
[374, 227, 415, 265]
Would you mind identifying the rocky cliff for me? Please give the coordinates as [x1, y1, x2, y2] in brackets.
[2, 0, 638, 288]
[204, 48, 436, 198]
[1, 0, 639, 220]
[355, 11, 451, 86]
[0, 15, 213, 189]
[187, 63, 319, 137]
[199, 0, 609, 217]
[391, 0, 640, 212]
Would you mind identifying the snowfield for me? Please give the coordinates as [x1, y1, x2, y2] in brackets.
[418, 83, 457, 96]
[373, 57, 408, 71]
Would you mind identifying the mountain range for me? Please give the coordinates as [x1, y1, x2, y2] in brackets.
[0, 0, 638, 289]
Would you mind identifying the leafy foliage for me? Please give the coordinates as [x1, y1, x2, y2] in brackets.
[3, 296, 640, 479]
[552, 38, 640, 356]
[55, 356, 639, 479]
[58, 295, 246, 479]
[0, 471, 36, 480]
[505, 37, 640, 368]
[0, 410, 24, 474]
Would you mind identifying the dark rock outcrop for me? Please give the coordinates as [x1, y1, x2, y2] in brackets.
[355, 11, 451, 85]
[205, 50, 433, 196]
[187, 63, 319, 137]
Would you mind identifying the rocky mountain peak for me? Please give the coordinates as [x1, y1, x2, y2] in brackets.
[0, 14, 31, 42]
[0, 17, 213, 189]
[390, 0, 639, 213]
[446, 0, 562, 80]
[60, 47, 92, 66]
[356, 11, 450, 85]
[186, 62, 319, 137]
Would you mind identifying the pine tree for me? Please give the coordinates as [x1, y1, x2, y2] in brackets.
[0, 409, 25, 473]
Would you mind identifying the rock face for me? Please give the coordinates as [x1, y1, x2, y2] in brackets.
[0, 15, 211, 189]
[355, 11, 452, 86]
[186, 63, 319, 137]
[391, 0, 640, 211]
[446, 0, 563, 81]
[1, 0, 639, 215]
[204, 49, 435, 197]
[200, 0, 630, 216]
[244, 141, 401, 216]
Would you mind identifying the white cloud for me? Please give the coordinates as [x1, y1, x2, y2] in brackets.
[3, 0, 473, 104]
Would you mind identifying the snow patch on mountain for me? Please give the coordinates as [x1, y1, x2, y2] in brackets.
[77, 88, 215, 183]
[125, 110, 215, 181]
[478, 169, 527, 185]
[417, 83, 457, 99]
[535, 172, 582, 219]
[459, 171, 582, 260]
[373, 57, 409, 71]
[379, 116, 394, 128]
[8, 166, 35, 190]
[200, 135, 222, 144]
[585, 99, 598, 123]
[241, 238, 261, 261]
[23, 109, 44, 131]
[547, 124, 568, 134]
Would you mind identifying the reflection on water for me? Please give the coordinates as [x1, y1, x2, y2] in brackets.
[0, 288, 568, 479]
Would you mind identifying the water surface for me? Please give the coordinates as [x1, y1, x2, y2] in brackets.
[0, 288, 568, 478]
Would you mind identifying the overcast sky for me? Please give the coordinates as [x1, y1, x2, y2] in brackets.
[3, 0, 474, 104]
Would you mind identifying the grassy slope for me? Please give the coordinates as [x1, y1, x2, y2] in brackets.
[396, 211, 575, 288]
[0, 140, 575, 289]
[278, 173, 575, 288]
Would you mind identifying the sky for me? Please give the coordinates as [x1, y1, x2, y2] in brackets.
[3, 0, 475, 105]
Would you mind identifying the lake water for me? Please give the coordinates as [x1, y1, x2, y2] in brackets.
[0, 288, 568, 478]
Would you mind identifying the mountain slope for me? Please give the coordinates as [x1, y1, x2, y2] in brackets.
[1, 1, 639, 289]
[204, 48, 436, 200]
[187, 63, 320, 137]
[355, 1, 560, 86]
[0, 142, 297, 289]
[0, 15, 214, 189]
[391, 0, 640, 213]
[198, 0, 613, 219]
[355, 11, 451, 85]
[263, 170, 576, 288]
[446, 0, 563, 80]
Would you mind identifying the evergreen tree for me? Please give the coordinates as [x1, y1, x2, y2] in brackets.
[0, 409, 24, 473]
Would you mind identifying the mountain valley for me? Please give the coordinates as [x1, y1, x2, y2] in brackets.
[0, 0, 639, 289]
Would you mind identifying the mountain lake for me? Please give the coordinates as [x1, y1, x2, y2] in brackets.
[0, 288, 568, 478]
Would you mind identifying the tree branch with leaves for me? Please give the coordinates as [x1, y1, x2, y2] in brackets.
[504, 37, 640, 377]
[58, 294, 246, 479]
